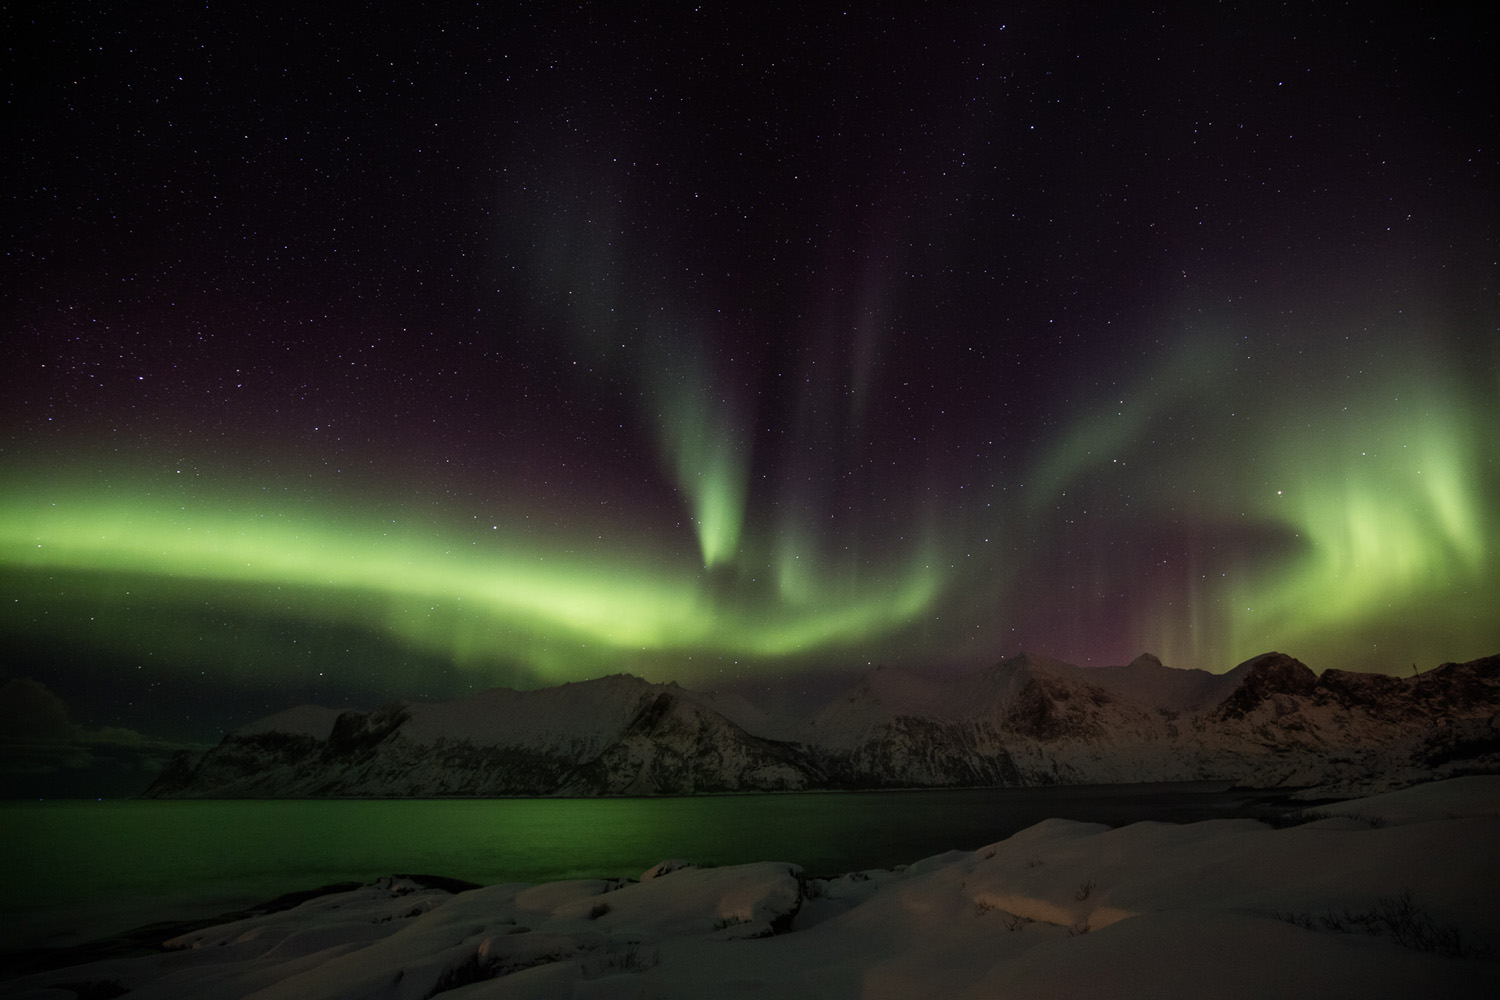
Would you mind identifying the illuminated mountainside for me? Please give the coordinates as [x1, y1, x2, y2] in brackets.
[146, 652, 1500, 798]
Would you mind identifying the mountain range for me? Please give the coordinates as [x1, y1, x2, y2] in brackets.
[146, 651, 1500, 799]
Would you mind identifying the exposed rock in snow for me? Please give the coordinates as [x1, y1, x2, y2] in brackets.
[640, 860, 696, 882]
[145, 652, 1500, 799]
[8, 778, 1497, 998]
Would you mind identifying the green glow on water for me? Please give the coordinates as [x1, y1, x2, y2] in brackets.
[0, 786, 1254, 952]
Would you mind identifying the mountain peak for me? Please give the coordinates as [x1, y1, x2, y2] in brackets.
[1214, 651, 1317, 719]
[1237, 651, 1311, 672]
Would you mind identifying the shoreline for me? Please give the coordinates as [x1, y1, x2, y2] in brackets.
[18, 776, 1250, 804]
[0, 779, 1452, 983]
[6, 778, 1497, 997]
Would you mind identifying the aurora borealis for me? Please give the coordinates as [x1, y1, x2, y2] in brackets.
[3, 5, 1497, 751]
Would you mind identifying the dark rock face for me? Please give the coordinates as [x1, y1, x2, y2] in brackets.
[1314, 669, 1408, 712]
[1417, 655, 1500, 707]
[830, 717, 1021, 789]
[561, 692, 822, 794]
[142, 749, 200, 797]
[1005, 679, 1058, 739]
[1212, 652, 1319, 720]
[1005, 677, 1116, 741]
[184, 731, 326, 794]
[323, 703, 409, 762]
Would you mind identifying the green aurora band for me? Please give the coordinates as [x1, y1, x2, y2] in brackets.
[2, 331, 1495, 686]
[0, 477, 940, 683]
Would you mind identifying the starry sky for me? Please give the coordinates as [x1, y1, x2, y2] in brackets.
[3, 4, 1497, 777]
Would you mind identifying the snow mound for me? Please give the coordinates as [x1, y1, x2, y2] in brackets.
[1315, 774, 1500, 826]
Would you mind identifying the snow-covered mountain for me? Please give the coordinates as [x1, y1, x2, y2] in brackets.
[801, 651, 1500, 792]
[148, 675, 819, 797]
[146, 651, 1500, 798]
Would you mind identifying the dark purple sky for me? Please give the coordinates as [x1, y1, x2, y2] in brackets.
[3, 5, 1496, 766]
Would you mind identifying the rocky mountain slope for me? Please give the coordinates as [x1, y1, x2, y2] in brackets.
[146, 652, 1500, 798]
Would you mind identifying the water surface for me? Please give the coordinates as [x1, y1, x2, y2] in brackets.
[1, 782, 1273, 954]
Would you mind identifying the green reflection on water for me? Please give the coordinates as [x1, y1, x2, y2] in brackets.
[0, 785, 1249, 953]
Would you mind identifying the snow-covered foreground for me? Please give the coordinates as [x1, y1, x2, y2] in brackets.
[6, 778, 1498, 999]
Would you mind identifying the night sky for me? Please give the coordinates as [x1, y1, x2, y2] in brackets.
[3, 5, 1497, 781]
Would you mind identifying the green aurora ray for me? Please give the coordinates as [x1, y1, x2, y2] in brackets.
[1031, 328, 1499, 673]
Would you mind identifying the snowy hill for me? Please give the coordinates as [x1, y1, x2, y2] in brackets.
[146, 652, 1500, 798]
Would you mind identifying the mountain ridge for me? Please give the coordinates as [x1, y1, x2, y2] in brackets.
[146, 651, 1500, 799]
